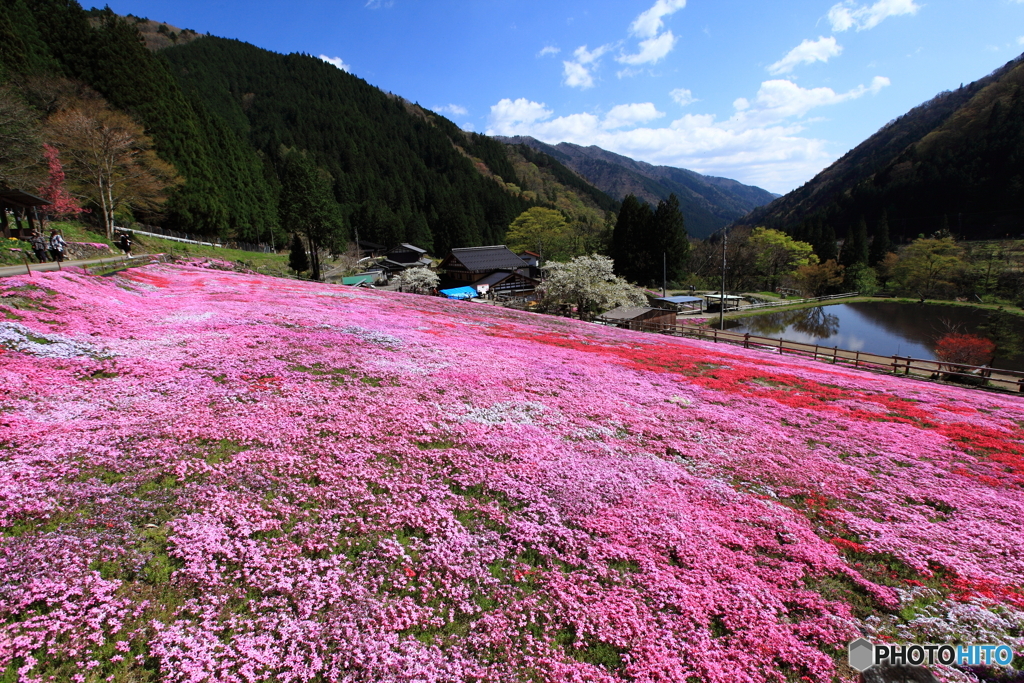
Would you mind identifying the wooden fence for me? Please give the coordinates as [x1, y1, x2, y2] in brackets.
[622, 320, 1024, 393]
[736, 291, 860, 311]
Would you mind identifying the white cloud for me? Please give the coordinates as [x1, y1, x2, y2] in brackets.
[486, 76, 890, 193]
[319, 55, 351, 72]
[432, 104, 468, 117]
[488, 98, 555, 133]
[538, 46, 560, 57]
[729, 77, 890, 127]
[1018, 36, 1024, 46]
[563, 61, 595, 89]
[828, 0, 920, 32]
[618, 31, 678, 65]
[767, 36, 842, 75]
[670, 88, 697, 106]
[573, 44, 610, 64]
[364, 0, 394, 7]
[603, 103, 665, 129]
[630, 0, 687, 39]
[562, 44, 612, 89]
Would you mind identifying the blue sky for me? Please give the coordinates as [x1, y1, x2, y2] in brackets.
[107, 0, 1024, 194]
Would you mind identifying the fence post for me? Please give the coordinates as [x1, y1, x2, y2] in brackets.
[813, 345, 819, 361]
[892, 356, 899, 374]
[744, 333, 750, 349]
[832, 346, 838, 364]
[855, 350, 860, 368]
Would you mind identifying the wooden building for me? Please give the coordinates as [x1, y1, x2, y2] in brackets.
[438, 245, 530, 285]
[597, 306, 677, 331]
[378, 243, 432, 275]
[1, 189, 51, 240]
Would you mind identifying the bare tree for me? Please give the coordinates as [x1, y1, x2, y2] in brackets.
[46, 100, 180, 238]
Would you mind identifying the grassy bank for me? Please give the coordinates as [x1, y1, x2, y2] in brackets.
[714, 295, 1024, 322]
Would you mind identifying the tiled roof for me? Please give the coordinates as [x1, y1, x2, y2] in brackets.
[599, 306, 659, 321]
[448, 246, 527, 271]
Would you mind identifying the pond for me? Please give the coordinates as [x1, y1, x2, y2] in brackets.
[724, 302, 1024, 371]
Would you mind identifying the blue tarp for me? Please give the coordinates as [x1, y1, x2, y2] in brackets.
[439, 286, 478, 300]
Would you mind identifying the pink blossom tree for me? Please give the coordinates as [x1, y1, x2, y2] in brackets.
[37, 143, 85, 221]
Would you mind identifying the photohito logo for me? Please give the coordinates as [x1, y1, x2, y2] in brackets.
[848, 638, 1015, 672]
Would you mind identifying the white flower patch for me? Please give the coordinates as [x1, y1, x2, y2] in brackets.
[341, 325, 403, 348]
[163, 311, 216, 324]
[459, 401, 547, 426]
[0, 322, 104, 359]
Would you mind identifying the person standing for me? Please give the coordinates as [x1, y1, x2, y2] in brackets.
[119, 232, 132, 256]
[48, 229, 66, 263]
[30, 230, 48, 263]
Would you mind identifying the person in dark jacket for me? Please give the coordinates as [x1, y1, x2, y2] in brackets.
[30, 230, 48, 263]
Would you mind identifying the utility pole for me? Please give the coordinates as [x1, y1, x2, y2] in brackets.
[719, 230, 727, 330]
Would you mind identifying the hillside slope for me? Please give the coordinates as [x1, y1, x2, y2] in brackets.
[1, 265, 1023, 682]
[741, 54, 1024, 242]
[498, 136, 778, 239]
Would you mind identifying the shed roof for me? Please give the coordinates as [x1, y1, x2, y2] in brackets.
[599, 306, 662, 321]
[342, 273, 380, 286]
[0, 188, 51, 207]
[655, 296, 704, 304]
[447, 245, 527, 271]
[392, 243, 427, 254]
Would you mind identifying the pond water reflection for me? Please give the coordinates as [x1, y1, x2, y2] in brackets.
[725, 302, 1024, 371]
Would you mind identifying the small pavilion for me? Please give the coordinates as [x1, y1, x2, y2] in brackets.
[0, 188, 51, 240]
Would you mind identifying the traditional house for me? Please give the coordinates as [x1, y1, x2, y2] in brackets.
[439, 245, 529, 284]
[378, 243, 432, 275]
[438, 245, 541, 297]
[471, 269, 539, 297]
[1, 189, 51, 240]
[597, 306, 677, 331]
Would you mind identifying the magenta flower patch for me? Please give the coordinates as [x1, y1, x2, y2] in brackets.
[1, 265, 1022, 682]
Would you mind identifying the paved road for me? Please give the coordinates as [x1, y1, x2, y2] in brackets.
[0, 254, 156, 278]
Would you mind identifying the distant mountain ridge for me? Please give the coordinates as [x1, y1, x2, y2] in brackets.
[740, 52, 1024, 242]
[495, 136, 778, 239]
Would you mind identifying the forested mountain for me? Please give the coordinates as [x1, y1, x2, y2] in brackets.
[496, 136, 778, 239]
[0, 0, 620, 255]
[740, 53, 1024, 245]
[1, 0, 278, 239]
[160, 37, 536, 254]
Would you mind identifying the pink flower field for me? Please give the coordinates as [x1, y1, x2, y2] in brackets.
[1, 264, 1023, 683]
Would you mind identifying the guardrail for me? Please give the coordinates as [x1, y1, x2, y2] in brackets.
[618, 320, 1024, 393]
[122, 228, 223, 248]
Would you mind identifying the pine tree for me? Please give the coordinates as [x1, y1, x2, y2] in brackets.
[279, 150, 343, 281]
[611, 194, 655, 283]
[840, 218, 869, 268]
[869, 211, 891, 266]
[652, 194, 690, 284]
[288, 232, 309, 275]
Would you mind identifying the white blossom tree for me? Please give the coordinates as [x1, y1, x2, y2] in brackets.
[539, 254, 645, 320]
[398, 267, 439, 294]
